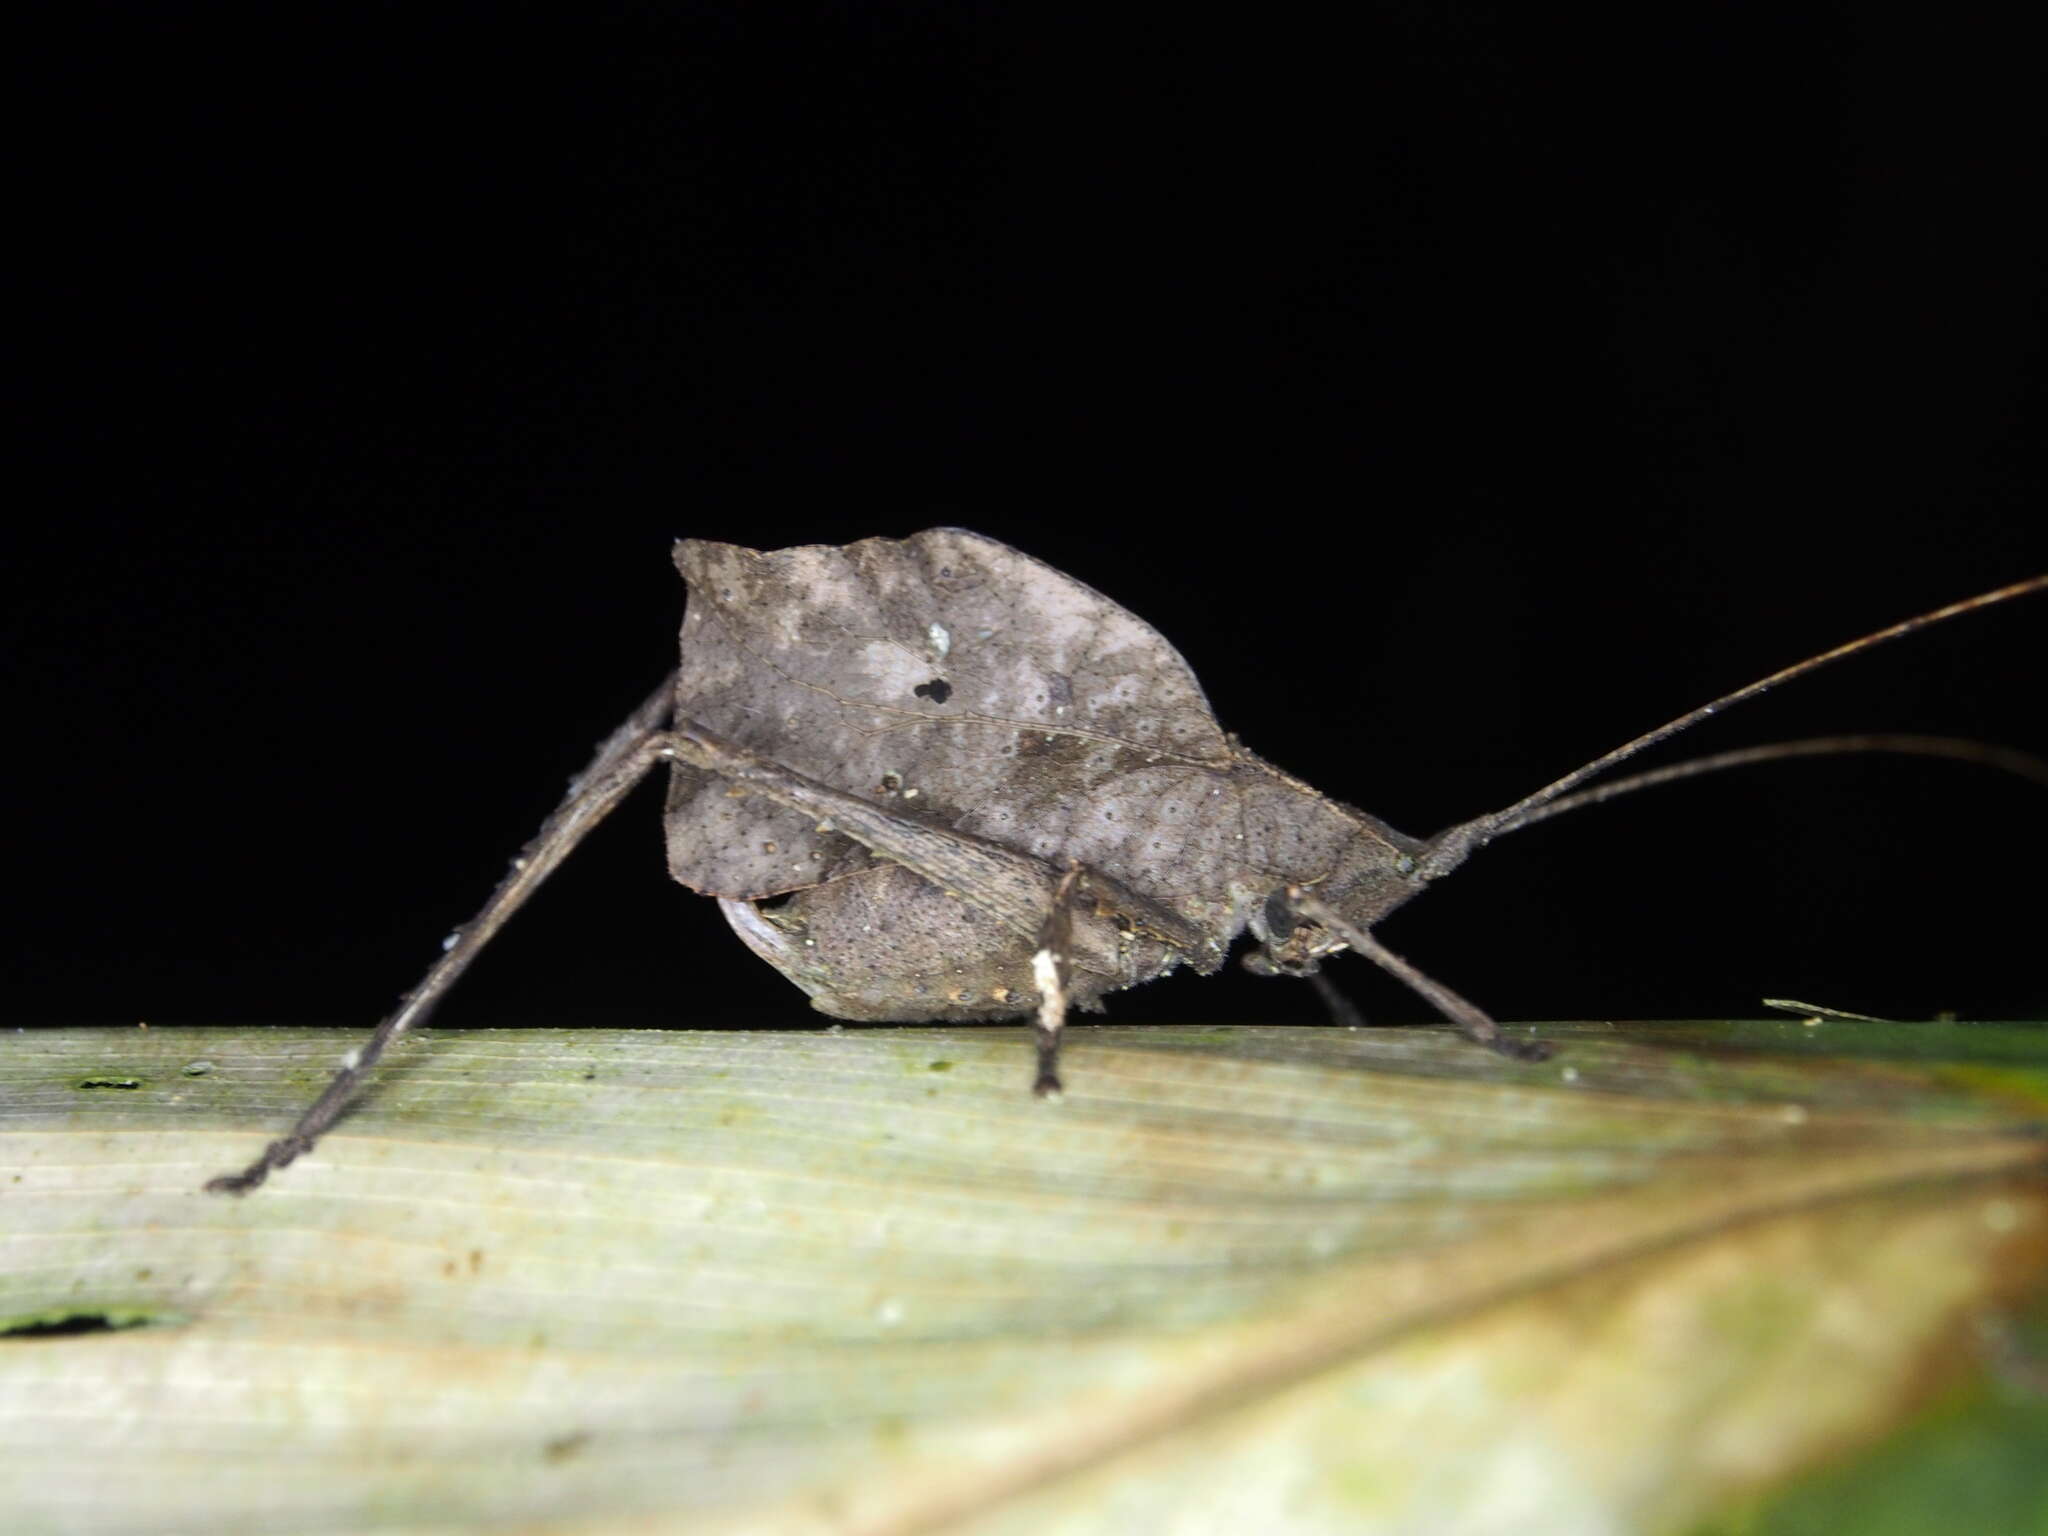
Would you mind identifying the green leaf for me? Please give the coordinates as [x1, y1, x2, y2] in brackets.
[2, 1021, 2044, 1534]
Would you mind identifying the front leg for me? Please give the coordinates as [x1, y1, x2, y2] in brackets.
[1280, 887, 1552, 1063]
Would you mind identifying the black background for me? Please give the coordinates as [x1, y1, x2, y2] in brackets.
[13, 9, 2046, 1042]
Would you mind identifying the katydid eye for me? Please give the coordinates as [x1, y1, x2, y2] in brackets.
[1263, 889, 1298, 939]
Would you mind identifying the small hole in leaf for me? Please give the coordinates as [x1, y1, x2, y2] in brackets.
[77, 1077, 142, 1091]
[544, 1430, 592, 1464]
[1, 1308, 166, 1340]
[913, 679, 952, 704]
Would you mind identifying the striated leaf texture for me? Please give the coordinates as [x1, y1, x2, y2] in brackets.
[3, 1020, 2046, 1534]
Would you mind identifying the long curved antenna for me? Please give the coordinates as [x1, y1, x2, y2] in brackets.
[1424, 574, 2047, 869]
[1482, 733, 2048, 841]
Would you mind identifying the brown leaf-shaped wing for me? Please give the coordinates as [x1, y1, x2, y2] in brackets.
[664, 529, 1234, 903]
